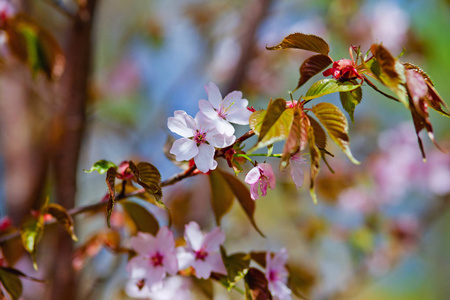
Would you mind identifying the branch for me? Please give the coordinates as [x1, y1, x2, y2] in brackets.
[363, 75, 401, 103]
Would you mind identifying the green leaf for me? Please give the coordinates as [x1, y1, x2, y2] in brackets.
[250, 99, 294, 152]
[266, 32, 330, 55]
[218, 169, 265, 237]
[304, 79, 360, 100]
[83, 160, 117, 174]
[281, 109, 308, 166]
[244, 268, 272, 300]
[19, 215, 44, 270]
[45, 203, 78, 241]
[129, 161, 163, 206]
[249, 110, 267, 136]
[209, 170, 235, 226]
[312, 103, 359, 165]
[307, 125, 321, 204]
[220, 250, 250, 291]
[105, 167, 117, 228]
[296, 54, 333, 90]
[121, 200, 160, 236]
[0, 268, 22, 300]
[5, 13, 65, 80]
[339, 86, 363, 123]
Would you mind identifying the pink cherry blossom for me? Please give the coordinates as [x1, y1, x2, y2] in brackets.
[289, 154, 307, 189]
[266, 249, 292, 300]
[177, 221, 227, 279]
[322, 59, 362, 82]
[126, 227, 178, 292]
[168, 110, 235, 173]
[198, 82, 252, 136]
[125, 276, 192, 300]
[244, 163, 276, 200]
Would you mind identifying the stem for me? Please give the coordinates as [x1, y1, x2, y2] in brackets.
[363, 75, 400, 103]
[247, 153, 282, 158]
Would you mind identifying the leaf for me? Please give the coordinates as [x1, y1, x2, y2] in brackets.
[192, 278, 214, 299]
[83, 160, 117, 174]
[307, 116, 327, 150]
[5, 13, 65, 80]
[128, 161, 163, 206]
[296, 54, 333, 89]
[250, 99, 294, 152]
[339, 86, 363, 123]
[121, 200, 160, 236]
[218, 169, 265, 237]
[249, 252, 267, 268]
[244, 268, 273, 300]
[115, 182, 166, 209]
[249, 110, 267, 136]
[304, 79, 360, 101]
[45, 203, 78, 241]
[370, 44, 399, 83]
[0, 268, 22, 300]
[406, 69, 429, 116]
[288, 264, 317, 298]
[307, 125, 321, 204]
[0, 267, 45, 283]
[219, 250, 250, 291]
[312, 103, 359, 164]
[266, 32, 330, 55]
[106, 167, 117, 228]
[0, 229, 24, 267]
[426, 81, 450, 117]
[19, 215, 44, 270]
[403, 62, 434, 86]
[281, 108, 307, 165]
[209, 170, 235, 226]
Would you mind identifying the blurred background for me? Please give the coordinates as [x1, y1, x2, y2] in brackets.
[0, 0, 449, 299]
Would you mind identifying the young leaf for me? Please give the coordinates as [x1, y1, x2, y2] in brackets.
[307, 125, 321, 204]
[19, 215, 44, 270]
[311, 103, 359, 164]
[281, 108, 307, 165]
[244, 268, 273, 300]
[45, 203, 78, 241]
[370, 44, 399, 82]
[120, 200, 159, 236]
[249, 110, 267, 136]
[266, 32, 330, 55]
[219, 250, 250, 291]
[249, 252, 267, 268]
[303, 79, 360, 101]
[339, 86, 363, 123]
[426, 82, 450, 117]
[209, 170, 235, 226]
[250, 99, 294, 152]
[403, 62, 434, 86]
[296, 54, 333, 89]
[128, 161, 163, 205]
[5, 13, 65, 80]
[0, 268, 22, 300]
[106, 167, 117, 228]
[218, 169, 265, 237]
[307, 116, 327, 150]
[83, 160, 117, 174]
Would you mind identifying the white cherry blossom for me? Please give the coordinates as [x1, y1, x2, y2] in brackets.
[198, 82, 252, 136]
[168, 110, 235, 173]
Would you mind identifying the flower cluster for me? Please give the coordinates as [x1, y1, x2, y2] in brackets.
[126, 222, 227, 295]
[168, 83, 252, 173]
[322, 58, 362, 82]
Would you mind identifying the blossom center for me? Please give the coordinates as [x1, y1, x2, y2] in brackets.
[150, 252, 164, 267]
[194, 248, 209, 261]
[217, 101, 236, 119]
[268, 270, 278, 282]
[194, 130, 207, 145]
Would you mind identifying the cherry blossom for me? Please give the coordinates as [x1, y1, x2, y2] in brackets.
[168, 110, 235, 173]
[126, 227, 178, 292]
[289, 154, 307, 189]
[125, 276, 192, 300]
[177, 221, 227, 279]
[322, 59, 362, 82]
[266, 248, 292, 300]
[244, 163, 276, 200]
[198, 82, 252, 136]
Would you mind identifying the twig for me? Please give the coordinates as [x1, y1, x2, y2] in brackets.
[363, 75, 400, 103]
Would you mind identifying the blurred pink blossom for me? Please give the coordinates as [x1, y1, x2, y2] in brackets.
[289, 154, 306, 189]
[266, 248, 292, 300]
[245, 163, 276, 200]
[125, 276, 192, 300]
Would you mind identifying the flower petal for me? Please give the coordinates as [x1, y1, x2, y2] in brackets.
[226, 107, 252, 125]
[214, 118, 235, 136]
[207, 130, 235, 148]
[167, 110, 196, 137]
[245, 167, 261, 185]
[205, 252, 227, 275]
[290, 162, 304, 189]
[221, 90, 243, 113]
[203, 227, 225, 252]
[170, 138, 199, 161]
[125, 279, 152, 299]
[199, 99, 219, 120]
[177, 247, 195, 270]
[131, 232, 157, 255]
[194, 144, 217, 173]
[146, 266, 166, 292]
[250, 182, 260, 200]
[163, 252, 179, 276]
[156, 227, 175, 253]
[206, 82, 223, 109]
[126, 256, 149, 279]
[184, 221, 204, 251]
[192, 259, 213, 279]
[259, 163, 276, 189]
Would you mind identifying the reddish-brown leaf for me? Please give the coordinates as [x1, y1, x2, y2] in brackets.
[281, 108, 307, 165]
[106, 167, 117, 228]
[209, 170, 235, 226]
[266, 32, 330, 55]
[296, 54, 333, 89]
[129, 161, 163, 203]
[307, 116, 327, 150]
[45, 203, 78, 241]
[403, 62, 434, 86]
[244, 268, 273, 300]
[426, 82, 450, 117]
[307, 125, 321, 204]
[370, 44, 399, 82]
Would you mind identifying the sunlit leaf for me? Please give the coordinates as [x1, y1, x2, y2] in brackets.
[281, 108, 307, 165]
[307, 125, 321, 204]
[266, 32, 330, 55]
[303, 79, 360, 101]
[403, 62, 434, 86]
[218, 169, 264, 237]
[244, 268, 272, 300]
[83, 160, 117, 174]
[5, 13, 65, 80]
[219, 249, 250, 291]
[296, 54, 333, 89]
[307, 116, 327, 150]
[0, 268, 22, 300]
[339, 86, 363, 123]
[209, 170, 235, 226]
[106, 167, 117, 228]
[121, 200, 159, 235]
[45, 203, 77, 241]
[249, 110, 267, 136]
[129, 161, 163, 206]
[250, 99, 294, 152]
[311, 103, 359, 164]
[19, 215, 44, 270]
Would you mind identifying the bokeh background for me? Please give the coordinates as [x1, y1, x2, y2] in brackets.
[0, 0, 449, 299]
